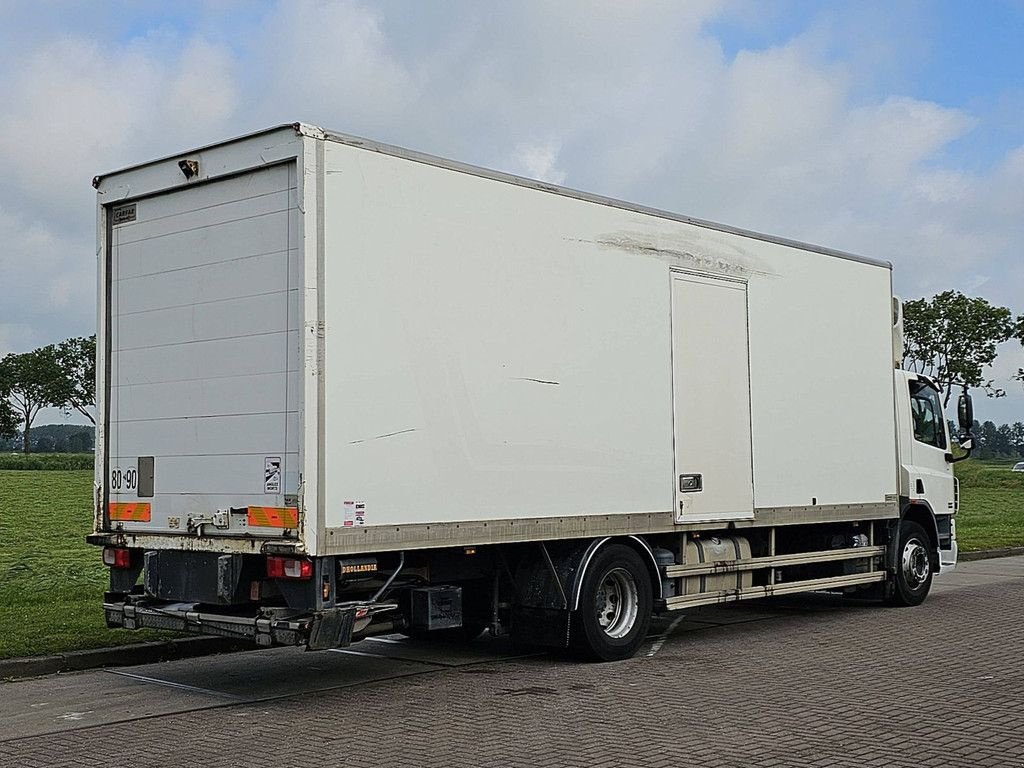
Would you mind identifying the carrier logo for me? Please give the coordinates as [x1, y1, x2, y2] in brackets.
[111, 203, 137, 225]
[264, 456, 282, 494]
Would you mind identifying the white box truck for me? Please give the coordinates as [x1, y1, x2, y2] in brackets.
[90, 123, 974, 660]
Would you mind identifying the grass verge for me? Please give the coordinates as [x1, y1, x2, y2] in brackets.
[0, 470, 167, 659]
[955, 458, 1024, 551]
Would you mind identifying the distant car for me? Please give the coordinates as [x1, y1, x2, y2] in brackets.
[1013, 462, 1024, 472]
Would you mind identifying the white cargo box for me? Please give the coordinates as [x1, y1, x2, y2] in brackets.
[94, 123, 898, 557]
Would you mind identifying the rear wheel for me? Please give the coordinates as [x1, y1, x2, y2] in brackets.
[570, 544, 652, 661]
[887, 520, 934, 606]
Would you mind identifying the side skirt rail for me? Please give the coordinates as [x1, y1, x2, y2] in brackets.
[662, 545, 886, 578]
[659, 571, 885, 611]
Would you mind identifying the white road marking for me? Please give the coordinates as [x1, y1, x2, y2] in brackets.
[106, 669, 246, 700]
[327, 648, 389, 659]
[646, 614, 687, 657]
[364, 636, 404, 644]
[57, 712, 92, 721]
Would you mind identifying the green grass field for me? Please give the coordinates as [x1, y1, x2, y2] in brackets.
[0, 469, 167, 659]
[955, 459, 1024, 551]
[0, 459, 1021, 660]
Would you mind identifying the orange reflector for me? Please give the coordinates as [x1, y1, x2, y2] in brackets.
[108, 502, 151, 522]
[247, 506, 299, 528]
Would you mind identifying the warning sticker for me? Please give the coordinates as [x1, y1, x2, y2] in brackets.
[343, 501, 366, 527]
[264, 457, 282, 494]
[109, 502, 151, 522]
[248, 506, 298, 528]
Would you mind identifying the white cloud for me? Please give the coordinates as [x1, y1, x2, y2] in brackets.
[0, 205, 93, 355]
[0, 1, 1022, 423]
[165, 38, 240, 134]
[242, 0, 415, 129]
[507, 142, 567, 185]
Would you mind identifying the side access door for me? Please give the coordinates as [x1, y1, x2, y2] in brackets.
[671, 272, 754, 523]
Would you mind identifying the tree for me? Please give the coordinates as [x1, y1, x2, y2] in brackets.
[66, 430, 93, 452]
[54, 335, 96, 424]
[996, 423, 1014, 457]
[977, 420, 999, 459]
[0, 365, 19, 439]
[0, 345, 66, 454]
[1012, 422, 1024, 456]
[902, 291, 1021, 407]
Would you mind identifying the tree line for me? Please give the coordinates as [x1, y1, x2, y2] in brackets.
[969, 420, 1024, 461]
[0, 335, 95, 453]
[1, 290, 1023, 455]
[0, 423, 94, 453]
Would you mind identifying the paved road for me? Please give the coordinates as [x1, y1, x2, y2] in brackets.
[2, 557, 1023, 767]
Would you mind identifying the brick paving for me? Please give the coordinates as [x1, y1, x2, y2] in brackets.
[3, 578, 1024, 767]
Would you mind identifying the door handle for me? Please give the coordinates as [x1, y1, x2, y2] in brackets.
[679, 474, 703, 493]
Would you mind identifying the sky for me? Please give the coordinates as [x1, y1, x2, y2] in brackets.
[1, 0, 1022, 426]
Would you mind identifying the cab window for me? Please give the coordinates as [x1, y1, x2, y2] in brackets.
[909, 380, 946, 450]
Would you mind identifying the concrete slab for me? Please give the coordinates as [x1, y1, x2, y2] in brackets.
[0, 631, 537, 742]
[107, 644, 444, 700]
[0, 667, 223, 742]
[946, 556, 1024, 577]
[348, 633, 526, 666]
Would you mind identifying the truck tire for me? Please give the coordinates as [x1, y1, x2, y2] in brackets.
[886, 520, 934, 606]
[570, 544, 652, 661]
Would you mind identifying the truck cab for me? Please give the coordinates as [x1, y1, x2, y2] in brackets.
[894, 369, 963, 576]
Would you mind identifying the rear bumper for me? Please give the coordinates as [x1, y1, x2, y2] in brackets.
[104, 598, 398, 650]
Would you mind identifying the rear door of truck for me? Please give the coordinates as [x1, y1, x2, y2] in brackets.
[103, 162, 302, 539]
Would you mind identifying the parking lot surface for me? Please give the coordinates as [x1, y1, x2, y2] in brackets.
[2, 557, 1023, 767]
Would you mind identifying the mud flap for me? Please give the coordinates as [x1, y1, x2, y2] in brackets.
[307, 608, 356, 651]
[509, 541, 589, 649]
[511, 606, 571, 649]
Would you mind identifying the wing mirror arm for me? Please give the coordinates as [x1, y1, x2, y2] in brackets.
[948, 437, 973, 463]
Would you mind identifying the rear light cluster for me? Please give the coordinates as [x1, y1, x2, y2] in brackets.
[102, 547, 132, 569]
[266, 556, 313, 580]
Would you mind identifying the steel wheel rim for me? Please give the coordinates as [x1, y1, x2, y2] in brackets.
[901, 537, 930, 589]
[594, 567, 639, 639]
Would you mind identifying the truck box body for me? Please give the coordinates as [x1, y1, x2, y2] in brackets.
[94, 124, 899, 559]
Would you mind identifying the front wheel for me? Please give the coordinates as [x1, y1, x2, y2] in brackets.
[570, 544, 653, 661]
[886, 520, 934, 606]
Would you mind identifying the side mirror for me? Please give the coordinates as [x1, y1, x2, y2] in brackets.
[951, 389, 975, 463]
[957, 391, 974, 431]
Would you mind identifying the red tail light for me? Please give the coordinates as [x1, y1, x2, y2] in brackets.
[266, 556, 313, 580]
[102, 547, 132, 569]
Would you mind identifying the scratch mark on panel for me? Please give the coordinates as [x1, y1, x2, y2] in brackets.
[349, 428, 419, 445]
[509, 377, 560, 386]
